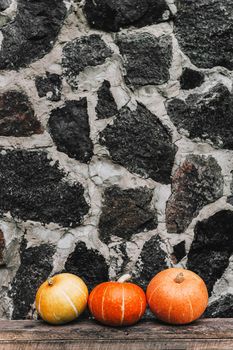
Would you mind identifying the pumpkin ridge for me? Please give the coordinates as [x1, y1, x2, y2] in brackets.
[101, 285, 109, 322]
[138, 291, 144, 320]
[148, 282, 166, 304]
[167, 301, 172, 324]
[187, 295, 194, 322]
[74, 281, 88, 302]
[120, 284, 125, 325]
[58, 287, 79, 317]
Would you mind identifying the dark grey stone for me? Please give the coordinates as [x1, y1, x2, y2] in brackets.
[180, 68, 205, 90]
[0, 150, 89, 227]
[166, 155, 224, 233]
[99, 186, 157, 244]
[171, 240, 186, 264]
[62, 34, 113, 89]
[84, 0, 171, 32]
[133, 235, 167, 290]
[109, 242, 130, 279]
[35, 72, 62, 102]
[48, 99, 93, 163]
[96, 80, 118, 119]
[116, 33, 172, 87]
[65, 241, 109, 290]
[0, 229, 6, 266]
[99, 103, 177, 184]
[0, 0, 67, 70]
[167, 84, 233, 149]
[205, 294, 233, 318]
[175, 0, 233, 70]
[187, 210, 233, 294]
[0, 90, 43, 137]
[9, 238, 55, 319]
[0, 0, 11, 11]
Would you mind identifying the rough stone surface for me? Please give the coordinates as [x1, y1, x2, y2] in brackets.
[9, 239, 55, 320]
[187, 211, 233, 294]
[0, 0, 232, 320]
[48, 98, 93, 163]
[96, 80, 118, 119]
[99, 186, 157, 244]
[65, 241, 109, 290]
[205, 294, 233, 318]
[171, 240, 186, 264]
[116, 33, 172, 87]
[167, 84, 233, 149]
[133, 235, 167, 290]
[0, 229, 6, 266]
[0, 0, 11, 11]
[99, 103, 177, 184]
[84, 0, 172, 32]
[62, 35, 113, 89]
[0, 150, 89, 227]
[166, 155, 224, 233]
[48, 99, 93, 163]
[0, 0, 67, 70]
[0, 91, 42, 137]
[175, 0, 233, 70]
[35, 72, 62, 102]
[180, 68, 205, 90]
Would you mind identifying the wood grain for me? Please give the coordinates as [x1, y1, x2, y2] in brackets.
[0, 318, 232, 349]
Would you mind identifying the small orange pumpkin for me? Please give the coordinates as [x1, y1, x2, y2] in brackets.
[88, 274, 146, 326]
[146, 268, 208, 325]
[35, 273, 88, 324]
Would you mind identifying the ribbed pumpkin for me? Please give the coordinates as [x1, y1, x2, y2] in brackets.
[35, 273, 88, 324]
[147, 268, 208, 325]
[88, 274, 146, 326]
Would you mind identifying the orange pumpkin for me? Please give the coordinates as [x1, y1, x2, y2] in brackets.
[88, 274, 146, 326]
[35, 273, 88, 324]
[146, 268, 208, 325]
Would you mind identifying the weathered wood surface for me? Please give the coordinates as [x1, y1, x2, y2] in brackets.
[0, 318, 232, 349]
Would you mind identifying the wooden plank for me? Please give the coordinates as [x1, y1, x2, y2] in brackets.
[0, 340, 233, 350]
[0, 319, 232, 349]
[0, 319, 232, 342]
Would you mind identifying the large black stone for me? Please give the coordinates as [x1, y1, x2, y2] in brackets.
[96, 80, 118, 119]
[0, 0, 67, 70]
[167, 84, 233, 149]
[65, 241, 109, 290]
[48, 99, 93, 163]
[180, 68, 205, 90]
[174, 0, 233, 70]
[166, 155, 223, 233]
[99, 186, 157, 244]
[187, 210, 233, 294]
[35, 72, 62, 102]
[171, 240, 186, 264]
[0, 150, 89, 227]
[205, 294, 233, 318]
[116, 33, 172, 87]
[62, 35, 113, 89]
[9, 239, 55, 319]
[84, 0, 171, 32]
[133, 235, 167, 290]
[0, 90, 42, 136]
[99, 103, 177, 184]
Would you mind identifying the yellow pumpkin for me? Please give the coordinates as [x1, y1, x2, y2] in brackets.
[35, 273, 88, 324]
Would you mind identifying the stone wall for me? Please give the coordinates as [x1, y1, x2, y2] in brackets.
[0, 0, 232, 319]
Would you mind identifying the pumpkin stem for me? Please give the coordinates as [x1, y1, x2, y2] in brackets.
[174, 272, 185, 284]
[117, 274, 131, 283]
[47, 277, 54, 286]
